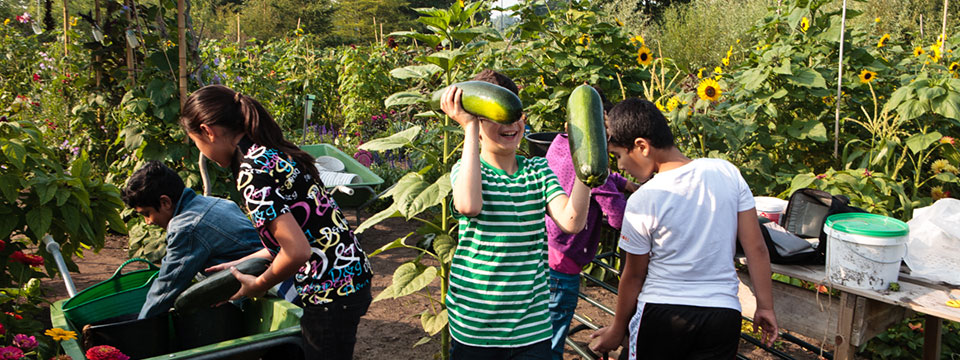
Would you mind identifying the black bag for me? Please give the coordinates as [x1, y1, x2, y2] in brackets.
[776, 188, 866, 265]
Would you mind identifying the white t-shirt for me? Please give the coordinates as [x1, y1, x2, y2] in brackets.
[619, 158, 755, 311]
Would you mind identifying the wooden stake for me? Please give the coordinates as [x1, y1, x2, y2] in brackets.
[380, 23, 384, 46]
[236, 13, 240, 43]
[125, 0, 134, 83]
[62, 0, 68, 56]
[373, 16, 378, 44]
[834, 0, 848, 159]
[178, 0, 187, 108]
[94, 0, 101, 87]
[941, 0, 949, 53]
[920, 14, 924, 39]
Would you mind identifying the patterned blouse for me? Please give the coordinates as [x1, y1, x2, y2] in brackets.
[235, 137, 372, 306]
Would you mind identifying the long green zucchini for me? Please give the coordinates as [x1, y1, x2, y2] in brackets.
[567, 85, 609, 188]
[429, 81, 523, 124]
[174, 257, 272, 312]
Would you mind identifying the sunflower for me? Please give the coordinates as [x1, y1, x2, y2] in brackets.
[629, 35, 645, 46]
[800, 17, 810, 33]
[636, 46, 653, 66]
[697, 79, 722, 102]
[914, 46, 925, 57]
[578, 34, 590, 46]
[655, 100, 666, 112]
[928, 44, 942, 62]
[858, 69, 877, 84]
[722, 57, 730, 67]
[950, 62, 960, 73]
[666, 96, 680, 112]
[877, 34, 890, 48]
[615, 17, 624, 26]
[697, 68, 705, 79]
[45, 328, 77, 342]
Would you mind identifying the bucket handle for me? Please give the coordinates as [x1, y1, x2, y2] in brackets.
[840, 240, 906, 264]
[110, 258, 159, 279]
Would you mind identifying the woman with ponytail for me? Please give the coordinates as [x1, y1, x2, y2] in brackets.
[181, 85, 373, 360]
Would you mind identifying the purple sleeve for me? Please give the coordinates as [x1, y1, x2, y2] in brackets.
[591, 172, 627, 230]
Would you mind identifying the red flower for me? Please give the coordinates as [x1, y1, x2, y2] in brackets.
[30, 102, 39, 107]
[0, 239, 5, 251]
[815, 174, 827, 180]
[908, 322, 923, 332]
[4, 312, 22, 320]
[85, 345, 130, 360]
[32, 74, 40, 82]
[0, 346, 23, 360]
[10, 251, 44, 267]
[863, 169, 872, 177]
[0, 322, 5, 335]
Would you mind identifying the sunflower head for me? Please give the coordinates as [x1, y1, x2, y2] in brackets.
[859, 69, 877, 84]
[637, 46, 653, 66]
[950, 62, 960, 73]
[697, 79, 722, 102]
[914, 46, 925, 57]
[877, 34, 890, 48]
[666, 96, 680, 112]
[615, 17, 624, 26]
[697, 68, 704, 79]
[722, 57, 730, 67]
[800, 17, 810, 33]
[655, 100, 666, 112]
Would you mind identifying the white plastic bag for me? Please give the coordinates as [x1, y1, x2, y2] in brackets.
[904, 198, 960, 285]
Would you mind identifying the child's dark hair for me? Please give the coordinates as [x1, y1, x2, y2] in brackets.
[180, 85, 320, 180]
[472, 69, 519, 95]
[591, 85, 613, 114]
[122, 161, 185, 209]
[606, 97, 675, 150]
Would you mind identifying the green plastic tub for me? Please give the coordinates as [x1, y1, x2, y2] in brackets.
[302, 144, 384, 209]
[61, 258, 159, 326]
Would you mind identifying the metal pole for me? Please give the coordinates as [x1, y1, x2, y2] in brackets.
[833, 0, 848, 159]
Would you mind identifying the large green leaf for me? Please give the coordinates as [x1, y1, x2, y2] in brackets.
[420, 309, 448, 336]
[790, 174, 816, 191]
[904, 131, 943, 154]
[421, 50, 467, 72]
[740, 68, 768, 91]
[356, 204, 402, 234]
[390, 64, 443, 80]
[25, 207, 52, 239]
[393, 262, 438, 297]
[0, 173, 20, 203]
[2, 139, 27, 169]
[917, 86, 946, 104]
[932, 91, 960, 120]
[406, 173, 452, 219]
[0, 212, 18, 240]
[373, 283, 397, 302]
[359, 126, 422, 152]
[882, 86, 914, 114]
[786, 68, 826, 88]
[384, 91, 427, 108]
[432, 234, 456, 264]
[388, 31, 442, 48]
[896, 99, 927, 121]
[396, 177, 430, 218]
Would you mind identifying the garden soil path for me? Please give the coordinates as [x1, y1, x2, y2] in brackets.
[41, 212, 841, 359]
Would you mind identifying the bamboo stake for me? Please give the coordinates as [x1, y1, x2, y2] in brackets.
[236, 13, 240, 43]
[380, 23, 384, 46]
[941, 0, 949, 53]
[372, 16, 378, 44]
[62, 0, 68, 56]
[178, 0, 187, 108]
[124, 0, 134, 84]
[920, 14, 924, 39]
[834, 0, 848, 159]
[95, 0, 101, 87]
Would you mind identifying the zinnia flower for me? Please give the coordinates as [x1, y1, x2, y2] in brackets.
[931, 159, 959, 175]
[931, 186, 951, 201]
[914, 46, 925, 57]
[12, 334, 37, 351]
[49, 355, 73, 360]
[636, 46, 652, 66]
[85, 345, 130, 360]
[859, 69, 877, 84]
[800, 17, 810, 33]
[10, 251, 44, 267]
[0, 346, 22, 360]
[941, 136, 955, 145]
[697, 79, 722, 102]
[45, 328, 77, 341]
[877, 34, 890, 48]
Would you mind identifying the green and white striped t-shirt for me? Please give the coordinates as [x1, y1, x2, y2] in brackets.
[447, 155, 566, 347]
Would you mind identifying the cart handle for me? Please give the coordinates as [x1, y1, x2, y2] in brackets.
[110, 258, 159, 279]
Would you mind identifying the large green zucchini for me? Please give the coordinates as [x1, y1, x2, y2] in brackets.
[429, 81, 523, 124]
[567, 85, 609, 188]
[173, 257, 272, 312]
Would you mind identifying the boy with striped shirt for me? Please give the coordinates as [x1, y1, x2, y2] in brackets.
[440, 70, 592, 359]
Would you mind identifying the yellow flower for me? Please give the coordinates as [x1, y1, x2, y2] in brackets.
[736, 38, 741, 44]
[697, 78, 722, 102]
[714, 66, 723, 75]
[726, 46, 733, 59]
[666, 96, 680, 112]
[578, 34, 590, 46]
[458, 0, 464, 7]
[931, 159, 959, 175]
[636, 46, 653, 66]
[800, 17, 810, 33]
[875, 17, 881, 23]
[950, 62, 960, 73]
[914, 46, 925, 57]
[46, 328, 78, 341]
[539, 75, 546, 87]
[3, 18, 9, 26]
[940, 136, 955, 145]
[697, 68, 704, 79]
[629, 35, 646, 46]
[69, 16, 77, 27]
[928, 44, 942, 62]
[822, 95, 836, 107]
[655, 100, 666, 112]
[931, 186, 949, 201]
[877, 34, 890, 48]
[859, 69, 877, 83]
[722, 57, 730, 67]
[614, 17, 624, 26]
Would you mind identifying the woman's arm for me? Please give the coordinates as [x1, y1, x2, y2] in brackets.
[204, 248, 274, 273]
[738, 209, 779, 347]
[229, 212, 311, 300]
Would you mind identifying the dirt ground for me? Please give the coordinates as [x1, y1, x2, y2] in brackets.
[41, 211, 839, 359]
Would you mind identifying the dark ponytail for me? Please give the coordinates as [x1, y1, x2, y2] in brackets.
[180, 85, 321, 181]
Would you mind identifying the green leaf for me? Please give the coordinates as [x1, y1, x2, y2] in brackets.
[904, 132, 943, 154]
[406, 173, 452, 219]
[432, 234, 456, 264]
[0, 173, 20, 203]
[413, 336, 433, 348]
[389, 31, 442, 48]
[384, 91, 427, 108]
[932, 91, 960, 120]
[393, 262, 438, 297]
[359, 126, 422, 152]
[356, 204, 402, 235]
[740, 68, 768, 91]
[2, 140, 27, 168]
[35, 181, 56, 206]
[934, 172, 958, 182]
[0, 212, 18, 239]
[917, 87, 946, 104]
[420, 309, 448, 336]
[786, 68, 826, 88]
[373, 283, 397, 302]
[368, 233, 412, 257]
[25, 207, 52, 239]
[773, 59, 792, 75]
[390, 65, 443, 80]
[883, 86, 913, 114]
[396, 178, 430, 218]
[790, 174, 816, 191]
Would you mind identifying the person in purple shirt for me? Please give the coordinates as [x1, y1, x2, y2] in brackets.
[545, 90, 638, 359]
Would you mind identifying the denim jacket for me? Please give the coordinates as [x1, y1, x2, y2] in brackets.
[139, 188, 263, 319]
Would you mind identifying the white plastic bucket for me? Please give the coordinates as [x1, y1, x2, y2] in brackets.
[755, 196, 788, 224]
[318, 170, 361, 187]
[824, 213, 909, 291]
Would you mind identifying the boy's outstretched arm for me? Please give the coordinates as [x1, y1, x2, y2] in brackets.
[546, 178, 591, 233]
[442, 86, 483, 217]
[738, 209, 779, 347]
[589, 252, 649, 353]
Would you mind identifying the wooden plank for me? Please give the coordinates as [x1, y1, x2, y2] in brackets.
[834, 293, 858, 360]
[850, 298, 912, 346]
[738, 272, 839, 346]
[923, 315, 942, 360]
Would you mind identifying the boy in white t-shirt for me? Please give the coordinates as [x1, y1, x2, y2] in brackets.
[588, 98, 778, 359]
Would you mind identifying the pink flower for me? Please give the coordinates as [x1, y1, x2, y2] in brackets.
[12, 334, 37, 351]
[863, 169, 872, 177]
[0, 346, 23, 360]
[10, 251, 44, 267]
[353, 150, 373, 168]
[815, 174, 827, 180]
[32, 74, 40, 82]
[942, 136, 956, 145]
[0, 239, 5, 251]
[0, 323, 5, 335]
[15, 13, 30, 23]
[85, 345, 129, 360]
